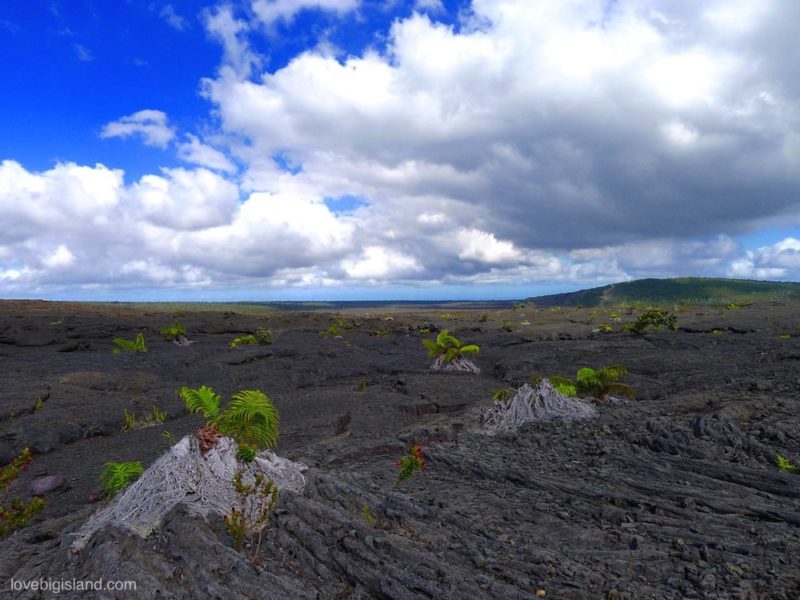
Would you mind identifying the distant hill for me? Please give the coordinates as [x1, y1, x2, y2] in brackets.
[524, 277, 800, 308]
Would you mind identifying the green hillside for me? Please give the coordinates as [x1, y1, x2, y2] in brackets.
[525, 278, 800, 308]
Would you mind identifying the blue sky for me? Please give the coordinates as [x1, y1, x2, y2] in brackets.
[0, 1, 799, 301]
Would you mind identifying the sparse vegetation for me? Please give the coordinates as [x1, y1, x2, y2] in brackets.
[99, 461, 144, 499]
[230, 327, 273, 348]
[121, 406, 167, 432]
[776, 454, 798, 473]
[1, 448, 46, 538]
[395, 443, 426, 489]
[321, 317, 358, 337]
[224, 467, 278, 563]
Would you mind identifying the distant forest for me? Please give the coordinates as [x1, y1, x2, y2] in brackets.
[525, 277, 800, 307]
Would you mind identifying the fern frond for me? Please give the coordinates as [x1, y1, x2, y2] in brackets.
[459, 344, 480, 355]
[113, 338, 136, 351]
[178, 385, 221, 420]
[601, 364, 628, 381]
[606, 383, 635, 399]
[576, 367, 597, 381]
[421, 338, 440, 357]
[548, 376, 577, 397]
[218, 390, 279, 450]
[444, 348, 458, 364]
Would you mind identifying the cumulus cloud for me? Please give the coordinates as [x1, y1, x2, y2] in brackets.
[204, 4, 261, 78]
[100, 110, 175, 149]
[4, 0, 800, 297]
[203, 0, 800, 256]
[177, 135, 237, 173]
[729, 238, 800, 280]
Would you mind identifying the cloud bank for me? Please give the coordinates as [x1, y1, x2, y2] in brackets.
[2, 0, 799, 298]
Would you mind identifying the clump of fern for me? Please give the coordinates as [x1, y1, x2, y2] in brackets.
[178, 386, 279, 454]
[99, 461, 143, 499]
[159, 321, 186, 342]
[422, 329, 479, 364]
[533, 364, 635, 402]
[112, 333, 147, 354]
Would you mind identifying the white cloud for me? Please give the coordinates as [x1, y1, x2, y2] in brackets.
[4, 0, 800, 297]
[456, 228, 520, 264]
[42, 245, 76, 269]
[100, 110, 175, 149]
[128, 167, 240, 230]
[160, 4, 188, 31]
[177, 135, 237, 173]
[728, 237, 800, 279]
[342, 245, 421, 279]
[414, 0, 444, 13]
[204, 5, 260, 78]
[251, 0, 360, 25]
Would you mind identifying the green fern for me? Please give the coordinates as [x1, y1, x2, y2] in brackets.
[538, 365, 635, 400]
[179, 385, 222, 422]
[160, 321, 186, 341]
[179, 386, 279, 451]
[776, 454, 798, 473]
[218, 390, 280, 450]
[548, 376, 578, 397]
[112, 332, 147, 354]
[99, 461, 143, 498]
[422, 329, 479, 364]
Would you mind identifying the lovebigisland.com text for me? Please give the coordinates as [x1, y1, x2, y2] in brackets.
[9, 577, 137, 595]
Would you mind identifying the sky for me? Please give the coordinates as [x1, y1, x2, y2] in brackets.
[0, 0, 799, 301]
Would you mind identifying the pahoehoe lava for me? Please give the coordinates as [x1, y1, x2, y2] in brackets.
[0, 300, 798, 599]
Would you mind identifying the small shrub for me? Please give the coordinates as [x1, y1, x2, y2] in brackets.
[160, 321, 187, 341]
[395, 443, 426, 489]
[254, 327, 273, 345]
[224, 467, 278, 561]
[112, 333, 147, 354]
[99, 461, 143, 499]
[628, 309, 678, 335]
[1, 448, 46, 538]
[478, 312, 488, 323]
[321, 317, 356, 337]
[597, 323, 613, 333]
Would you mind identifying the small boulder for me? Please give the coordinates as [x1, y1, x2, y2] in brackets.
[31, 473, 67, 496]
